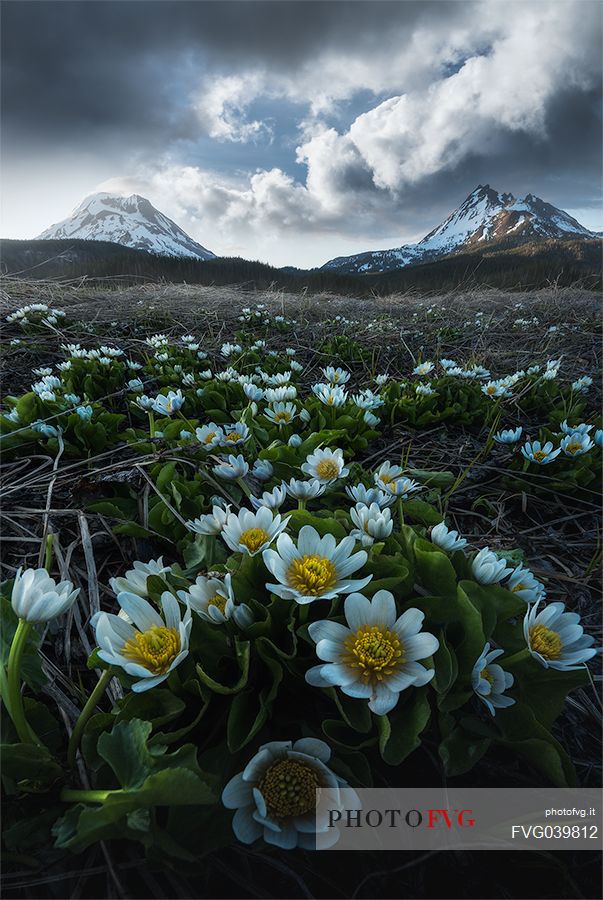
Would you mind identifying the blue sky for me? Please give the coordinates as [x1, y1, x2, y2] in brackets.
[2, 1, 601, 267]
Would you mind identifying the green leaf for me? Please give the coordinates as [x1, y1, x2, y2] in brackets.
[504, 656, 588, 730]
[495, 702, 577, 787]
[376, 688, 431, 765]
[439, 726, 491, 777]
[432, 631, 458, 694]
[196, 639, 250, 695]
[402, 499, 444, 526]
[1, 742, 63, 785]
[414, 538, 457, 597]
[55, 718, 216, 851]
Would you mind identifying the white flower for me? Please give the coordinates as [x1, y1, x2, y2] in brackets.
[415, 383, 435, 396]
[263, 525, 371, 604]
[152, 390, 184, 415]
[243, 383, 264, 402]
[374, 461, 403, 489]
[11, 567, 80, 623]
[346, 483, 395, 508]
[306, 590, 438, 715]
[222, 507, 290, 556]
[312, 383, 347, 406]
[363, 411, 380, 427]
[250, 483, 288, 511]
[559, 420, 593, 435]
[413, 361, 434, 376]
[186, 504, 231, 535]
[252, 458, 273, 481]
[505, 564, 546, 604]
[382, 477, 422, 499]
[264, 402, 298, 426]
[301, 447, 348, 483]
[265, 371, 292, 386]
[321, 366, 351, 385]
[220, 423, 251, 447]
[430, 522, 467, 552]
[94, 591, 191, 692]
[195, 422, 224, 449]
[572, 376, 592, 393]
[375, 373, 389, 386]
[135, 395, 155, 411]
[350, 503, 393, 547]
[128, 378, 144, 392]
[221, 738, 345, 849]
[471, 548, 513, 585]
[285, 478, 326, 500]
[213, 454, 249, 480]
[109, 557, 171, 599]
[265, 386, 297, 402]
[521, 440, 561, 465]
[471, 644, 515, 715]
[440, 358, 458, 370]
[288, 433, 303, 447]
[177, 573, 251, 627]
[493, 427, 522, 444]
[560, 432, 594, 457]
[595, 429, 603, 448]
[523, 601, 597, 671]
[352, 389, 384, 410]
[481, 380, 509, 399]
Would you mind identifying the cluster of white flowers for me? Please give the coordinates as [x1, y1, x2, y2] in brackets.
[6, 303, 66, 327]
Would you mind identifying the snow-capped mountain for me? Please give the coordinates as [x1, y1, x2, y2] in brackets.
[322, 185, 598, 273]
[37, 193, 215, 260]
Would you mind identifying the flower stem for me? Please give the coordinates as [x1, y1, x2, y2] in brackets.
[147, 410, 156, 438]
[60, 787, 119, 804]
[237, 476, 253, 499]
[67, 667, 115, 768]
[298, 499, 306, 511]
[7, 620, 40, 745]
[43, 532, 54, 571]
[398, 499, 405, 527]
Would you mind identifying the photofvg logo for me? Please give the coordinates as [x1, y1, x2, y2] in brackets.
[315, 788, 602, 850]
[328, 807, 476, 830]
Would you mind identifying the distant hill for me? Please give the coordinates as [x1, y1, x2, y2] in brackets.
[322, 184, 600, 274]
[1, 236, 600, 295]
[37, 192, 215, 260]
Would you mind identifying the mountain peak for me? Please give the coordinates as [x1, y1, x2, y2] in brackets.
[38, 193, 215, 260]
[322, 184, 597, 273]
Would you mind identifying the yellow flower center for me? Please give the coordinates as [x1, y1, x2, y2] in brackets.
[487, 385, 497, 394]
[511, 583, 525, 593]
[480, 667, 494, 684]
[273, 410, 292, 423]
[258, 759, 320, 819]
[532, 450, 547, 461]
[122, 626, 180, 675]
[287, 554, 338, 595]
[208, 593, 227, 614]
[224, 431, 242, 442]
[239, 527, 270, 553]
[529, 624, 562, 660]
[326, 396, 335, 405]
[316, 459, 340, 480]
[202, 431, 216, 444]
[378, 472, 395, 485]
[343, 624, 404, 681]
[567, 442, 581, 454]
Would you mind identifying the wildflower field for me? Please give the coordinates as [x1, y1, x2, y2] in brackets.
[1, 279, 601, 898]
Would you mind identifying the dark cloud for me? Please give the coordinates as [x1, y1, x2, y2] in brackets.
[1, 0, 461, 145]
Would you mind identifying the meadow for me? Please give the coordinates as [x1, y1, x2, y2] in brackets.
[1, 277, 601, 898]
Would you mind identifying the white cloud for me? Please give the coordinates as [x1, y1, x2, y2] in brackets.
[99, 1, 601, 266]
